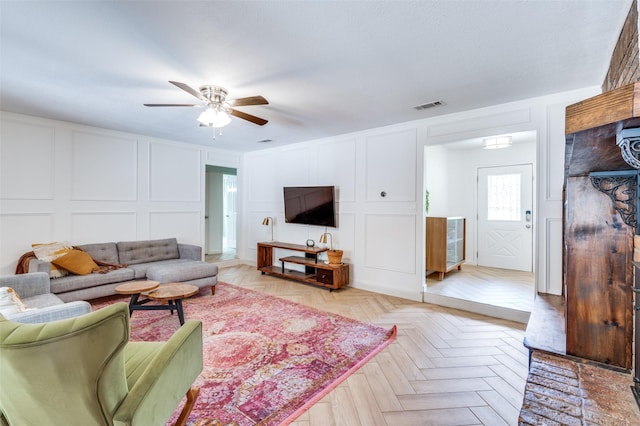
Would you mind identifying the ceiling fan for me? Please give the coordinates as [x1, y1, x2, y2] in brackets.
[144, 81, 268, 129]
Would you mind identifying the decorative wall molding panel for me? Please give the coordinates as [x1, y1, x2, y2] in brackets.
[280, 148, 312, 187]
[72, 131, 137, 201]
[332, 212, 355, 263]
[0, 213, 53, 271]
[427, 108, 531, 139]
[546, 103, 567, 201]
[366, 129, 417, 202]
[149, 143, 200, 202]
[70, 212, 137, 243]
[1, 120, 55, 200]
[205, 150, 242, 167]
[245, 151, 280, 203]
[149, 211, 201, 244]
[317, 139, 357, 203]
[364, 213, 416, 274]
[545, 217, 563, 294]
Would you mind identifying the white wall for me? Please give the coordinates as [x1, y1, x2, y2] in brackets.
[0, 111, 240, 275]
[242, 130, 422, 301]
[1, 85, 600, 298]
[240, 86, 601, 299]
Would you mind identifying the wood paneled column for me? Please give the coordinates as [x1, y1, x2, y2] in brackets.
[564, 82, 640, 369]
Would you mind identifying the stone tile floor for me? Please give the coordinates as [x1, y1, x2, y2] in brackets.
[519, 351, 640, 425]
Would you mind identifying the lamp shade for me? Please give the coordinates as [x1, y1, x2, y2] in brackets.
[319, 232, 333, 250]
[262, 217, 274, 241]
[198, 108, 231, 127]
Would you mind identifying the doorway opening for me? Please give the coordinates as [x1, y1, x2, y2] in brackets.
[205, 165, 237, 262]
[423, 131, 536, 321]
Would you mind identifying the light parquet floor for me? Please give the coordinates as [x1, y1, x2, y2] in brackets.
[218, 265, 529, 426]
[427, 265, 534, 313]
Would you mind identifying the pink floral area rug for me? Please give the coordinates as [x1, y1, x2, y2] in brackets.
[91, 282, 396, 425]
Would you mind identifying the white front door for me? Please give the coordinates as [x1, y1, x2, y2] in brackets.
[477, 164, 533, 271]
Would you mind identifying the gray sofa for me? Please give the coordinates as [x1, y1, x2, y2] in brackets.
[0, 272, 92, 323]
[28, 238, 218, 302]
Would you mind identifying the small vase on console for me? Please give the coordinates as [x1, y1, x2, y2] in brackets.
[326, 249, 343, 265]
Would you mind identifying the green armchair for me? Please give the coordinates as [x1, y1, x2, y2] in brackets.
[0, 302, 203, 426]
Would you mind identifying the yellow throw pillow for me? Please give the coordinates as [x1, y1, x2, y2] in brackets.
[52, 250, 99, 275]
[32, 241, 73, 278]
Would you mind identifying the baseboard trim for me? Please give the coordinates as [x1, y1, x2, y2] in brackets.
[208, 258, 246, 268]
[423, 292, 531, 324]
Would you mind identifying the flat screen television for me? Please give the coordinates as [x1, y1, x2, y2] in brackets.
[283, 186, 336, 227]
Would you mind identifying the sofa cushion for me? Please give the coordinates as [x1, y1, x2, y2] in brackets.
[21, 293, 63, 309]
[126, 259, 192, 280]
[146, 262, 218, 284]
[77, 242, 120, 265]
[117, 238, 180, 265]
[49, 268, 134, 295]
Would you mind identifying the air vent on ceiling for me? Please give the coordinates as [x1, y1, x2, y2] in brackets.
[414, 100, 444, 111]
[257, 139, 273, 143]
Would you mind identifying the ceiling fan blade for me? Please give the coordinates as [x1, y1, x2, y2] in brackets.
[230, 109, 268, 126]
[144, 103, 199, 107]
[169, 81, 206, 101]
[228, 96, 269, 107]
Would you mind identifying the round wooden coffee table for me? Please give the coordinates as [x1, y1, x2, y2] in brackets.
[147, 283, 199, 325]
[115, 280, 160, 315]
[115, 281, 198, 325]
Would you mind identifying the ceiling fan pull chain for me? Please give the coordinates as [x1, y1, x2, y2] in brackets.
[211, 126, 223, 140]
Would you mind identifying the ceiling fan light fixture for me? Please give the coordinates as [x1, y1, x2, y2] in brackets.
[145, 81, 268, 130]
[483, 136, 512, 149]
[197, 107, 231, 128]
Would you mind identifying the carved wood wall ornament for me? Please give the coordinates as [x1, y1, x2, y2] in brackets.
[590, 170, 639, 231]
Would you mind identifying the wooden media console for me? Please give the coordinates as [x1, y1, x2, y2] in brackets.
[256, 241, 349, 291]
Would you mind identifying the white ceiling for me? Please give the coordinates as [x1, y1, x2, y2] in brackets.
[0, 1, 632, 152]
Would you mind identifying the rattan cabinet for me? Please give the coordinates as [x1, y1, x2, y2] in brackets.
[426, 217, 466, 280]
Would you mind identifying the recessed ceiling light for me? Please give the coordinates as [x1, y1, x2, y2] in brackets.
[483, 136, 512, 149]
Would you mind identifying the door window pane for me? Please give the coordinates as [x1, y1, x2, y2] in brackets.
[487, 174, 520, 221]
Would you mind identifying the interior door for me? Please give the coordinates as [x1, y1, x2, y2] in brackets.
[223, 174, 237, 250]
[477, 164, 533, 271]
